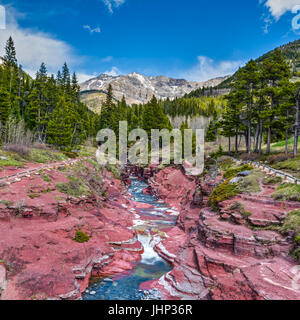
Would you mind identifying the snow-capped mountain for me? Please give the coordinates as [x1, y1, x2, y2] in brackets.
[80, 72, 230, 106]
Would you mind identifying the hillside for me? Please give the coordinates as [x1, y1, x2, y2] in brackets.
[216, 38, 300, 89]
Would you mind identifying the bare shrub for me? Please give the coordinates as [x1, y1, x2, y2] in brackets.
[267, 153, 292, 164]
[2, 116, 35, 146]
[3, 144, 30, 158]
[240, 153, 261, 162]
[31, 142, 48, 150]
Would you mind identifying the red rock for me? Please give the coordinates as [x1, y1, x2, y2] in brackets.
[0, 162, 142, 300]
[147, 165, 300, 300]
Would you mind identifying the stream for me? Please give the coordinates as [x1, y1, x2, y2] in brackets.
[82, 177, 177, 300]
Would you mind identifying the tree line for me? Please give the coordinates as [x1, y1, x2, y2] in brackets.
[213, 49, 300, 157]
[0, 37, 100, 148]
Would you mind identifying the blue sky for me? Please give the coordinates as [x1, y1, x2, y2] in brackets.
[0, 0, 299, 82]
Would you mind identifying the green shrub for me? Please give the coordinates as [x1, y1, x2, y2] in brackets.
[228, 201, 252, 218]
[208, 179, 239, 211]
[56, 178, 90, 198]
[73, 230, 90, 243]
[0, 199, 12, 207]
[273, 156, 300, 172]
[106, 164, 121, 180]
[0, 158, 24, 168]
[272, 184, 300, 202]
[263, 175, 282, 185]
[280, 210, 300, 262]
[42, 174, 51, 182]
[29, 149, 67, 163]
[229, 201, 244, 211]
[281, 210, 300, 237]
[62, 151, 78, 159]
[238, 170, 262, 194]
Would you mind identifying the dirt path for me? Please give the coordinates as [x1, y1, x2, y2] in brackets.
[0, 157, 87, 185]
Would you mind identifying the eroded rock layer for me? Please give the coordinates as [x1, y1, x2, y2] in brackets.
[144, 166, 300, 300]
[0, 161, 143, 300]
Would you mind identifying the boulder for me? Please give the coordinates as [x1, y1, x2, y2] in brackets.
[229, 177, 243, 184]
[238, 171, 252, 177]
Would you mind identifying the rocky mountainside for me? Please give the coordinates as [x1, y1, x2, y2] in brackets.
[80, 72, 229, 108]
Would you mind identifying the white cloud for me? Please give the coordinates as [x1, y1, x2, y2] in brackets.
[77, 72, 98, 83]
[103, 66, 122, 76]
[261, 0, 300, 20]
[181, 56, 243, 82]
[103, 0, 126, 13]
[83, 25, 101, 34]
[0, 11, 84, 76]
[101, 56, 113, 62]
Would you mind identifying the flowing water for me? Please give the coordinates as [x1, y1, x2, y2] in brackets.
[82, 177, 178, 300]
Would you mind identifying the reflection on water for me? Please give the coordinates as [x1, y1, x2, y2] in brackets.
[82, 177, 176, 301]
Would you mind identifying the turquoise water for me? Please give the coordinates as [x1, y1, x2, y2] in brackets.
[82, 178, 176, 301]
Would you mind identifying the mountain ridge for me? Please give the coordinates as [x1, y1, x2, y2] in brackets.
[80, 72, 230, 108]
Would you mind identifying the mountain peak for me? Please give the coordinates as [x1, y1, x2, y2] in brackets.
[80, 72, 229, 106]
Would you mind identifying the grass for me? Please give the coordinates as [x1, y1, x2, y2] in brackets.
[0, 158, 24, 168]
[272, 137, 300, 148]
[280, 210, 300, 262]
[263, 175, 283, 185]
[73, 230, 90, 243]
[56, 177, 91, 198]
[28, 149, 67, 164]
[238, 170, 262, 194]
[208, 179, 239, 211]
[272, 183, 300, 202]
[227, 201, 252, 219]
[272, 156, 300, 172]
[0, 199, 12, 207]
[42, 174, 51, 182]
[105, 164, 121, 180]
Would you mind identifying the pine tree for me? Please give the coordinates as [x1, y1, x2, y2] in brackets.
[261, 49, 291, 153]
[100, 84, 115, 130]
[142, 96, 172, 135]
[0, 88, 11, 125]
[4, 37, 17, 68]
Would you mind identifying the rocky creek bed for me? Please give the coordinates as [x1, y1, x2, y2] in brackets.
[82, 177, 178, 300]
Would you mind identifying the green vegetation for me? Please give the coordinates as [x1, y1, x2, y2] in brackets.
[272, 157, 300, 172]
[0, 199, 12, 207]
[238, 170, 262, 194]
[42, 174, 51, 182]
[272, 183, 300, 202]
[281, 210, 300, 236]
[56, 177, 90, 198]
[205, 47, 300, 158]
[73, 230, 90, 243]
[272, 137, 300, 148]
[162, 96, 225, 118]
[0, 37, 100, 149]
[228, 201, 252, 218]
[280, 210, 300, 262]
[223, 164, 253, 179]
[105, 164, 121, 180]
[263, 175, 282, 185]
[0, 157, 23, 168]
[28, 149, 67, 163]
[208, 179, 239, 211]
